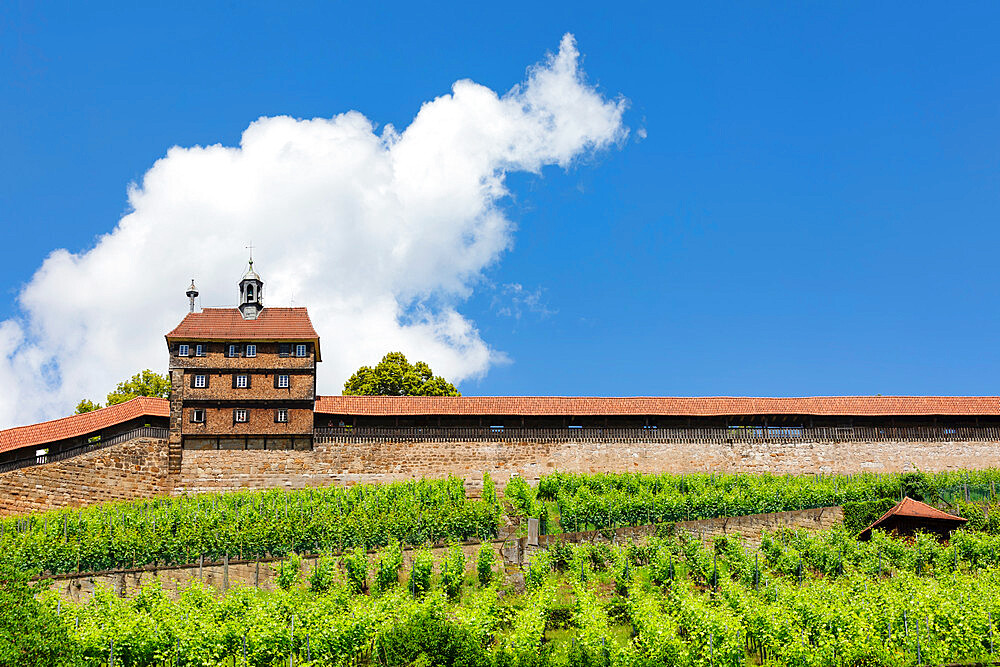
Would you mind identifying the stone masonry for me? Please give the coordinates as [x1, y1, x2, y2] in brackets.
[0, 438, 169, 516]
[46, 506, 842, 602]
[2, 434, 999, 517]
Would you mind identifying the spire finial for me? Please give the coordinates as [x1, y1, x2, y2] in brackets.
[185, 279, 199, 313]
[245, 241, 254, 266]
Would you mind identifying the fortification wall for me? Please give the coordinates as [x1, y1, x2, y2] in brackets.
[0, 438, 169, 516]
[176, 437, 1000, 495]
[2, 436, 999, 516]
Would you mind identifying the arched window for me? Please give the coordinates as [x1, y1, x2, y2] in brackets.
[247, 285, 254, 301]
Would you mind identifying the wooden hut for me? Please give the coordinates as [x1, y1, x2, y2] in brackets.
[857, 496, 967, 541]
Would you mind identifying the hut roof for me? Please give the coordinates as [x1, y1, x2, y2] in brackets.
[857, 496, 967, 540]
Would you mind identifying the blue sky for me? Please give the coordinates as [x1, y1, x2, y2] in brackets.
[2, 2, 999, 418]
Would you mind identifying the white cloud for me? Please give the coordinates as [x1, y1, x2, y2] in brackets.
[0, 33, 627, 427]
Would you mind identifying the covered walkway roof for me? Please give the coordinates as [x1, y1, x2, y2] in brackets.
[313, 395, 1000, 418]
[0, 397, 169, 455]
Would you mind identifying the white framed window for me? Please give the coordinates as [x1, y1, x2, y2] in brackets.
[295, 344, 307, 357]
[234, 409, 248, 423]
[245, 344, 257, 357]
[277, 374, 289, 388]
[195, 344, 206, 357]
[178, 344, 190, 357]
[194, 375, 207, 388]
[276, 409, 288, 423]
[191, 409, 205, 423]
[227, 344, 238, 358]
[236, 374, 249, 388]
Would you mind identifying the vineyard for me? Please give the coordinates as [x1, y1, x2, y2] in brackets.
[5, 469, 1000, 666]
[508, 469, 1000, 532]
[5, 469, 1000, 577]
[1, 476, 502, 576]
[11, 524, 1000, 666]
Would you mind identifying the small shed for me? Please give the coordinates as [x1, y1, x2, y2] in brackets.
[857, 496, 967, 541]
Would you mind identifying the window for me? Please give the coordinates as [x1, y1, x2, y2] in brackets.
[235, 374, 249, 388]
[194, 375, 207, 388]
[275, 409, 289, 423]
[234, 409, 249, 423]
[247, 285, 254, 300]
[178, 344, 190, 357]
[191, 409, 205, 423]
[295, 344, 307, 357]
[195, 344, 206, 357]
[227, 344, 238, 358]
[277, 374, 289, 388]
[245, 344, 257, 357]
[278, 343, 290, 357]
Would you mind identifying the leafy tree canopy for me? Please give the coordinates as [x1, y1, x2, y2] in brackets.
[76, 369, 170, 414]
[74, 399, 101, 414]
[343, 352, 460, 396]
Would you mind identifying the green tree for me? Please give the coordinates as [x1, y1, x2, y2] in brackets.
[0, 561, 78, 666]
[76, 369, 170, 414]
[343, 352, 460, 396]
[74, 399, 101, 414]
[105, 369, 170, 406]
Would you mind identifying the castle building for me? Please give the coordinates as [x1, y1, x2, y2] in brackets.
[164, 260, 320, 470]
[3, 257, 1000, 513]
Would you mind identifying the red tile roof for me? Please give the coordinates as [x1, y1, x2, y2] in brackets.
[166, 307, 321, 359]
[314, 395, 1000, 417]
[858, 496, 967, 539]
[0, 397, 169, 455]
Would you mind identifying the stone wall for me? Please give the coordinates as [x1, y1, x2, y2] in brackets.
[529, 506, 843, 553]
[3, 433, 1000, 516]
[0, 438, 169, 516]
[49, 539, 507, 603]
[176, 437, 1000, 495]
[46, 506, 842, 602]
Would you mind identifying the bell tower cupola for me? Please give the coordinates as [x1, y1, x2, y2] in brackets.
[238, 251, 263, 320]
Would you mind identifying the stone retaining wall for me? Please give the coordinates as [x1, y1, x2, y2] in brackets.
[0, 438, 169, 516]
[48, 539, 509, 603]
[178, 438, 1000, 496]
[46, 505, 843, 601]
[2, 432, 998, 517]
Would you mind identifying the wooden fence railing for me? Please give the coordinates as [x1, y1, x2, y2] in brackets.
[314, 425, 1000, 444]
[0, 426, 169, 475]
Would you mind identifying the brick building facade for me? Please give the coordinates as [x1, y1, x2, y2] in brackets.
[164, 262, 320, 471]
